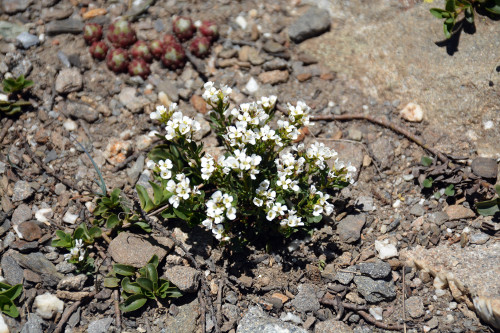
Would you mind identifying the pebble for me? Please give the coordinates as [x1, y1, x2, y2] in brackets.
[2, 0, 32, 14]
[369, 307, 383, 321]
[314, 319, 354, 333]
[263, 58, 288, 71]
[62, 211, 79, 224]
[16, 32, 39, 49]
[337, 214, 366, 243]
[235, 16, 247, 30]
[263, 40, 285, 54]
[87, 317, 114, 333]
[288, 6, 331, 43]
[427, 211, 448, 225]
[245, 77, 259, 93]
[258, 70, 289, 85]
[354, 276, 396, 303]
[63, 119, 77, 131]
[469, 232, 489, 245]
[17, 221, 42, 241]
[20, 313, 43, 333]
[55, 261, 76, 274]
[400, 102, 424, 122]
[33, 293, 64, 319]
[368, 137, 394, 170]
[109, 232, 171, 268]
[290, 284, 320, 312]
[237, 306, 306, 333]
[127, 154, 145, 184]
[164, 266, 200, 293]
[444, 205, 475, 220]
[375, 239, 398, 260]
[57, 274, 87, 291]
[410, 204, 425, 216]
[280, 312, 302, 324]
[55, 68, 83, 94]
[471, 157, 498, 179]
[46, 18, 83, 35]
[11, 203, 32, 225]
[405, 296, 425, 318]
[357, 261, 392, 279]
[1, 254, 24, 285]
[64, 101, 99, 123]
[190, 95, 207, 114]
[118, 87, 150, 113]
[12, 181, 34, 202]
[355, 196, 374, 212]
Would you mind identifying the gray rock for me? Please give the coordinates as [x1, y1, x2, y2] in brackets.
[127, 154, 145, 184]
[314, 319, 353, 333]
[16, 32, 39, 49]
[471, 157, 497, 179]
[164, 266, 200, 293]
[288, 6, 331, 43]
[237, 306, 307, 333]
[290, 284, 320, 313]
[12, 181, 34, 202]
[337, 214, 366, 243]
[55, 261, 76, 274]
[263, 58, 288, 71]
[355, 196, 374, 212]
[57, 274, 87, 291]
[57, 51, 71, 68]
[20, 313, 44, 333]
[55, 68, 83, 94]
[67, 307, 80, 328]
[263, 40, 285, 54]
[157, 80, 179, 102]
[225, 291, 238, 305]
[358, 261, 392, 279]
[469, 233, 489, 245]
[222, 303, 240, 325]
[369, 137, 394, 169]
[405, 296, 424, 318]
[0, 218, 10, 237]
[7, 250, 63, 284]
[1, 254, 24, 285]
[40, 7, 73, 22]
[118, 87, 150, 113]
[335, 269, 355, 285]
[410, 204, 425, 217]
[87, 317, 113, 333]
[163, 298, 199, 333]
[108, 232, 172, 268]
[64, 102, 99, 122]
[44, 150, 58, 164]
[354, 276, 396, 303]
[2, 0, 33, 14]
[0, 21, 28, 39]
[46, 19, 84, 35]
[11, 58, 33, 78]
[11, 203, 32, 225]
[428, 211, 449, 225]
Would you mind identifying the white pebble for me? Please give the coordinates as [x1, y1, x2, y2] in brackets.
[400, 102, 424, 122]
[403, 174, 414, 181]
[392, 199, 401, 208]
[0, 314, 8, 333]
[280, 312, 303, 324]
[63, 119, 77, 131]
[380, 225, 387, 234]
[374, 239, 398, 259]
[448, 301, 457, 310]
[245, 77, 259, 93]
[0, 94, 8, 102]
[235, 16, 247, 30]
[34, 293, 64, 319]
[62, 211, 79, 224]
[35, 208, 53, 223]
[369, 307, 384, 321]
[435, 288, 447, 297]
[483, 120, 494, 130]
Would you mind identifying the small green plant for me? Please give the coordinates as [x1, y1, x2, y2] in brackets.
[93, 188, 150, 232]
[52, 223, 102, 273]
[317, 259, 326, 271]
[476, 185, 500, 216]
[429, 0, 500, 38]
[104, 255, 182, 312]
[0, 282, 23, 318]
[419, 156, 456, 199]
[0, 74, 33, 116]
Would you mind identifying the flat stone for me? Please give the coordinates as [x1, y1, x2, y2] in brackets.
[20, 313, 43, 333]
[1, 253, 24, 285]
[288, 6, 331, 43]
[63, 101, 99, 123]
[126, 154, 145, 184]
[103, 138, 133, 166]
[410, 204, 425, 217]
[0, 21, 28, 40]
[46, 19, 84, 35]
[403, 242, 500, 329]
[57, 274, 87, 291]
[2, 0, 33, 14]
[445, 205, 475, 220]
[55, 68, 83, 94]
[17, 221, 42, 241]
[190, 95, 207, 114]
[157, 80, 179, 102]
[314, 319, 353, 333]
[108, 232, 172, 268]
[290, 284, 320, 313]
[41, 7, 74, 22]
[16, 32, 39, 49]
[469, 233, 490, 245]
[375, 239, 398, 260]
[337, 214, 366, 243]
[163, 298, 199, 333]
[11, 203, 32, 225]
[355, 196, 374, 212]
[7, 250, 63, 285]
[471, 157, 498, 179]
[368, 136, 394, 170]
[237, 306, 307, 333]
[263, 40, 285, 54]
[335, 269, 355, 285]
[428, 211, 449, 225]
[263, 58, 288, 71]
[400, 102, 424, 122]
[87, 317, 113, 333]
[358, 261, 392, 279]
[12, 181, 34, 202]
[354, 276, 396, 303]
[118, 87, 150, 113]
[258, 70, 289, 85]
[164, 265, 200, 293]
[405, 296, 425, 318]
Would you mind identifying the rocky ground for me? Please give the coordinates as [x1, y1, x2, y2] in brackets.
[0, 0, 499, 333]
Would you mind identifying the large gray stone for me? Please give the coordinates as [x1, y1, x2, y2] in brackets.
[55, 68, 83, 94]
[337, 214, 366, 243]
[237, 306, 307, 333]
[2, 0, 33, 14]
[357, 261, 392, 279]
[163, 298, 199, 333]
[471, 157, 498, 179]
[315, 319, 353, 333]
[6, 250, 63, 285]
[164, 266, 200, 293]
[1, 253, 24, 285]
[290, 284, 320, 313]
[354, 276, 396, 303]
[288, 6, 331, 43]
[87, 317, 113, 333]
[12, 181, 34, 202]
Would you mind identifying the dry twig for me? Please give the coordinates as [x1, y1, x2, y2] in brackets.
[113, 290, 122, 329]
[402, 265, 407, 333]
[53, 291, 96, 333]
[0, 118, 13, 145]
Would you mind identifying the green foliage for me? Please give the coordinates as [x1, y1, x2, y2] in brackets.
[429, 0, 500, 39]
[0, 282, 23, 318]
[0, 75, 33, 116]
[104, 255, 182, 312]
[476, 185, 500, 216]
[94, 188, 151, 232]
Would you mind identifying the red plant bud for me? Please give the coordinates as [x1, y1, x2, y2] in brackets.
[189, 36, 211, 58]
[199, 20, 218, 41]
[83, 23, 103, 44]
[130, 40, 153, 62]
[161, 42, 186, 69]
[89, 41, 108, 60]
[106, 48, 129, 73]
[149, 40, 165, 59]
[107, 19, 137, 48]
[128, 58, 151, 79]
[162, 33, 178, 46]
[172, 16, 195, 41]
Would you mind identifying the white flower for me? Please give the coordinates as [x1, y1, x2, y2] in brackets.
[146, 160, 156, 169]
[169, 195, 180, 208]
[226, 206, 237, 220]
[266, 209, 277, 221]
[253, 197, 263, 207]
[312, 204, 323, 216]
[272, 202, 288, 216]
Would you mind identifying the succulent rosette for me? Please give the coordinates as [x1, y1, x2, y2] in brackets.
[161, 42, 186, 69]
[189, 36, 211, 58]
[149, 40, 165, 59]
[128, 58, 151, 79]
[130, 40, 153, 62]
[84, 23, 103, 44]
[172, 16, 195, 41]
[107, 19, 137, 48]
[106, 48, 130, 73]
[199, 20, 218, 41]
[89, 41, 109, 60]
[162, 34, 178, 46]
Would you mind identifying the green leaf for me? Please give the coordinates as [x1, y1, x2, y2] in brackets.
[150, 181, 164, 205]
[0, 295, 19, 318]
[421, 156, 434, 167]
[495, 185, 500, 197]
[106, 214, 120, 229]
[173, 207, 189, 220]
[119, 294, 148, 312]
[444, 184, 455, 196]
[430, 8, 447, 18]
[145, 263, 158, 284]
[103, 277, 120, 288]
[136, 185, 154, 212]
[110, 188, 121, 203]
[484, 0, 500, 14]
[423, 177, 433, 188]
[306, 215, 322, 224]
[88, 226, 102, 238]
[445, 0, 456, 12]
[136, 278, 154, 292]
[133, 221, 152, 233]
[121, 277, 142, 294]
[433, 191, 441, 199]
[158, 281, 182, 298]
[464, 6, 475, 23]
[113, 264, 136, 276]
[0, 284, 22, 301]
[476, 198, 500, 216]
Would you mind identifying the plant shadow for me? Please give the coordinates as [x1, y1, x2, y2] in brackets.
[434, 18, 476, 56]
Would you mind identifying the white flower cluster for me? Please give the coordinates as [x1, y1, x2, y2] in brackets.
[275, 152, 305, 192]
[280, 209, 304, 228]
[330, 159, 357, 184]
[166, 173, 200, 208]
[253, 180, 276, 208]
[64, 239, 85, 262]
[201, 155, 215, 180]
[163, 111, 201, 142]
[147, 158, 173, 180]
[202, 81, 232, 105]
[202, 191, 236, 241]
[287, 101, 312, 127]
[150, 103, 178, 122]
[310, 185, 334, 216]
[218, 149, 262, 179]
[306, 142, 338, 170]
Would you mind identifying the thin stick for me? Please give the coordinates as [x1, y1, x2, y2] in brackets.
[113, 289, 122, 329]
[53, 291, 96, 333]
[0, 118, 13, 145]
[216, 261, 227, 332]
[402, 265, 407, 333]
[310, 114, 449, 163]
